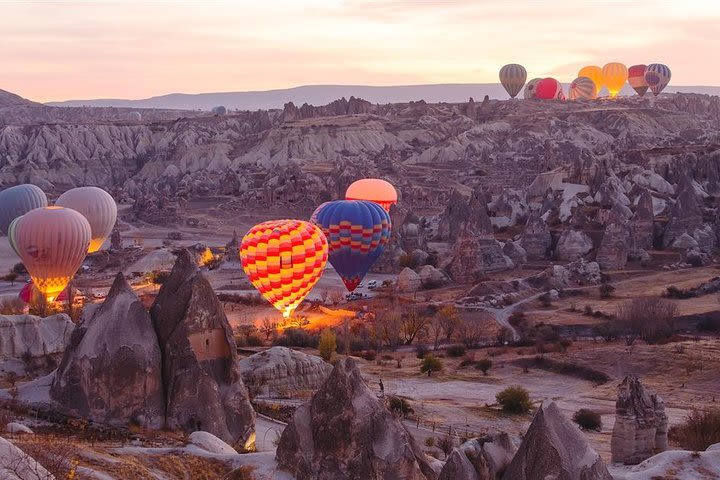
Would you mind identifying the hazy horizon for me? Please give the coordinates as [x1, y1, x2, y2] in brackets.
[4, 0, 720, 103]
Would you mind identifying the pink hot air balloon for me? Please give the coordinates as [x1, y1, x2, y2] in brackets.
[535, 78, 565, 100]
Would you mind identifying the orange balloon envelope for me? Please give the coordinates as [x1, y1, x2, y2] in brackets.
[578, 66, 604, 94]
[345, 178, 397, 212]
[628, 64, 648, 96]
[569, 76, 597, 100]
[12, 206, 91, 301]
[240, 220, 328, 318]
[602, 63, 628, 98]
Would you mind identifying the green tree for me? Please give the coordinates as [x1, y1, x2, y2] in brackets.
[318, 329, 337, 362]
[496, 386, 532, 414]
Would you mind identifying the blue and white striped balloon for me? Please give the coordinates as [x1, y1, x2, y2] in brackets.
[499, 64, 527, 99]
[644, 64, 671, 96]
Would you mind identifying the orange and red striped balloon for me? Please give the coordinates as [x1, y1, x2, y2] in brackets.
[628, 65, 648, 96]
[240, 220, 328, 318]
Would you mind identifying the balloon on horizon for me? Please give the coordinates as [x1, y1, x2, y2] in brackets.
[523, 78, 542, 99]
[602, 63, 628, 98]
[499, 64, 527, 99]
[568, 76, 597, 100]
[55, 186, 118, 253]
[345, 178, 398, 212]
[645, 63, 671, 96]
[628, 65, 649, 96]
[578, 66, 604, 95]
[0, 184, 48, 235]
[535, 78, 565, 100]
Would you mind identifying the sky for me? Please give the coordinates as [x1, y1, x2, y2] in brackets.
[3, 0, 720, 102]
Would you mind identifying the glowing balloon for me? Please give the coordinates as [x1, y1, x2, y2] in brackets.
[12, 207, 91, 302]
[569, 76, 597, 100]
[499, 64, 527, 99]
[240, 220, 328, 318]
[535, 78, 565, 100]
[645, 64, 671, 96]
[313, 200, 391, 292]
[0, 184, 47, 234]
[523, 78, 542, 99]
[628, 65, 649, 96]
[578, 66, 604, 94]
[345, 178, 398, 212]
[19, 281, 69, 303]
[55, 187, 117, 253]
[602, 63, 628, 98]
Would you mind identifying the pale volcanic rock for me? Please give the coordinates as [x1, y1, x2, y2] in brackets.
[276, 357, 436, 480]
[502, 240, 527, 266]
[502, 401, 612, 480]
[663, 186, 703, 248]
[438, 433, 517, 480]
[189, 431, 238, 455]
[631, 170, 675, 195]
[596, 206, 631, 270]
[619, 444, 720, 479]
[50, 273, 165, 428]
[671, 232, 699, 251]
[692, 224, 717, 253]
[630, 189, 655, 251]
[438, 190, 470, 241]
[150, 250, 255, 448]
[447, 227, 514, 284]
[397, 267, 422, 292]
[0, 436, 54, 480]
[521, 212, 552, 260]
[611, 375, 668, 465]
[417, 265, 448, 287]
[0, 314, 74, 359]
[556, 230, 594, 261]
[238, 347, 332, 398]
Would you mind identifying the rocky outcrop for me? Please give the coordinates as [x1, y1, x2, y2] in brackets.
[276, 357, 436, 480]
[692, 224, 717, 253]
[397, 267, 422, 292]
[556, 230, 594, 261]
[502, 401, 612, 480]
[438, 433, 517, 480]
[0, 436, 54, 479]
[238, 347, 332, 398]
[663, 186, 703, 248]
[50, 273, 165, 428]
[417, 265, 447, 287]
[611, 375, 668, 465]
[620, 443, 720, 479]
[224, 230, 240, 262]
[438, 190, 470, 241]
[0, 314, 74, 359]
[447, 227, 513, 283]
[630, 189, 655, 251]
[150, 250, 255, 448]
[502, 241, 527, 266]
[110, 228, 123, 250]
[596, 206, 631, 270]
[521, 213, 552, 260]
[281, 96, 372, 122]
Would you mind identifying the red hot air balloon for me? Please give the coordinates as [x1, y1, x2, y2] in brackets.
[628, 65, 649, 96]
[535, 78, 565, 100]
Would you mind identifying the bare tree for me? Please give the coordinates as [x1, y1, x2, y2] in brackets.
[427, 314, 445, 350]
[260, 317, 277, 340]
[436, 305, 461, 341]
[457, 315, 487, 348]
[617, 297, 678, 345]
[401, 309, 428, 345]
[374, 310, 403, 348]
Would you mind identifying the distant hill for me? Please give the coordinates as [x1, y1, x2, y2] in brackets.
[0, 89, 39, 108]
[45, 84, 720, 112]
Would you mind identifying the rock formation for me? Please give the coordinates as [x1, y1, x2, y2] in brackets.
[224, 230, 240, 262]
[397, 267, 422, 292]
[630, 189, 655, 250]
[438, 190, 470, 241]
[0, 436, 54, 479]
[521, 212, 552, 260]
[238, 347, 332, 398]
[417, 265, 447, 287]
[502, 401, 612, 480]
[446, 227, 514, 283]
[596, 205, 631, 270]
[438, 433, 517, 480]
[556, 230, 594, 261]
[611, 375, 668, 465]
[50, 273, 165, 428]
[0, 314, 74, 359]
[110, 228, 123, 250]
[150, 250, 255, 448]
[276, 357, 436, 480]
[663, 186, 703, 248]
[502, 241, 527, 266]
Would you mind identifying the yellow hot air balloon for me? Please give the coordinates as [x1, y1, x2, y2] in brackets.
[578, 66, 604, 95]
[55, 187, 117, 253]
[12, 207, 91, 301]
[602, 63, 628, 98]
[569, 76, 598, 100]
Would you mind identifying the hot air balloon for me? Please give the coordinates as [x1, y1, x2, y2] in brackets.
[313, 200, 391, 292]
[0, 184, 47, 234]
[129, 111, 142, 122]
[628, 65, 649, 96]
[7, 216, 21, 256]
[310, 202, 331, 225]
[499, 64, 527, 99]
[345, 178, 398, 212]
[535, 78, 565, 100]
[578, 66, 604, 94]
[55, 187, 117, 253]
[523, 78, 542, 99]
[12, 207, 91, 302]
[602, 63, 628, 98]
[645, 64, 671, 96]
[240, 220, 328, 318]
[568, 76, 597, 100]
[19, 280, 70, 303]
[211, 106, 227, 115]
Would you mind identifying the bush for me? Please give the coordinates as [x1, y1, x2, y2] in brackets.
[459, 356, 476, 368]
[424, 436, 435, 447]
[538, 292, 553, 308]
[399, 254, 418, 269]
[446, 344, 467, 358]
[146, 270, 170, 285]
[416, 344, 429, 359]
[420, 354, 443, 376]
[558, 338, 572, 353]
[476, 358, 492, 375]
[274, 328, 319, 348]
[573, 408, 602, 431]
[697, 315, 720, 333]
[665, 285, 696, 299]
[361, 350, 377, 361]
[496, 386, 532, 414]
[388, 396, 414, 417]
[246, 334, 264, 346]
[599, 283, 615, 299]
[318, 329, 337, 361]
[0, 297, 25, 315]
[617, 297, 678, 344]
[436, 435, 455, 459]
[670, 409, 720, 452]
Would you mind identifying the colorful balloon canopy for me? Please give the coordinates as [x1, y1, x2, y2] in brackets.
[535, 78, 565, 100]
[55, 187, 117, 253]
[240, 220, 328, 318]
[628, 65, 649, 96]
[313, 200, 391, 292]
[523, 78, 542, 99]
[345, 178, 397, 212]
[12, 207, 91, 302]
[310, 202, 331, 225]
[645, 63, 671, 96]
[569, 76, 597, 100]
[499, 64, 527, 99]
[602, 63, 628, 98]
[578, 66, 604, 94]
[19, 281, 70, 303]
[0, 184, 48, 235]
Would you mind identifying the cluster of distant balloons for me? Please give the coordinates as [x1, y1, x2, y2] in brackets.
[499, 63, 671, 100]
[0, 185, 117, 302]
[240, 178, 397, 318]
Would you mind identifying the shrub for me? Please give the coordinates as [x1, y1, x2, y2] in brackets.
[599, 283, 615, 299]
[318, 329, 337, 361]
[424, 436, 435, 447]
[697, 315, 720, 333]
[496, 386, 532, 414]
[669, 409, 720, 452]
[436, 435, 455, 459]
[388, 396, 414, 417]
[594, 323, 618, 342]
[583, 305, 594, 315]
[476, 358, 492, 375]
[617, 297, 678, 344]
[361, 350, 377, 361]
[665, 285, 696, 299]
[399, 254, 418, 269]
[446, 344, 466, 358]
[246, 334, 264, 346]
[420, 354, 443, 376]
[0, 297, 25, 315]
[416, 344, 429, 359]
[274, 328, 319, 348]
[573, 408, 602, 431]
[459, 356, 476, 368]
[538, 292, 553, 307]
[558, 338, 572, 353]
